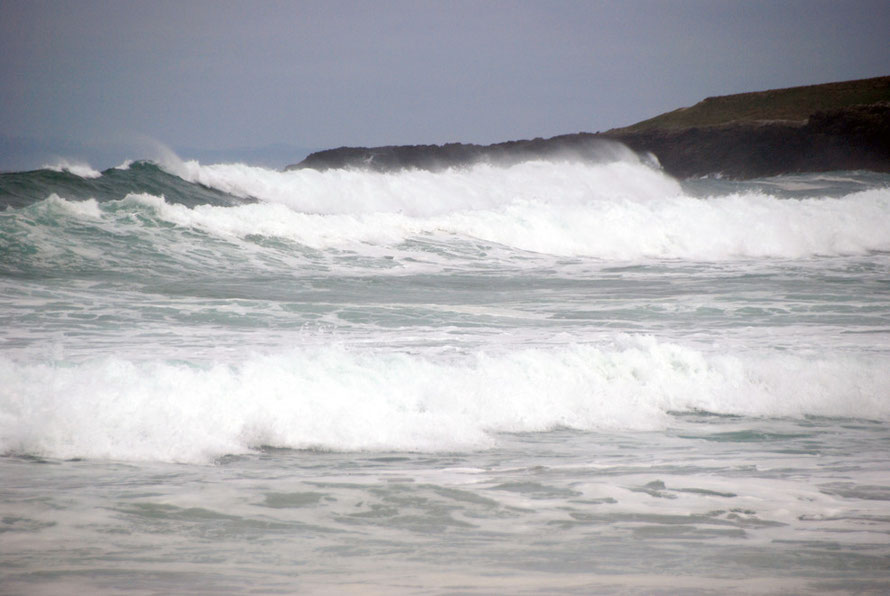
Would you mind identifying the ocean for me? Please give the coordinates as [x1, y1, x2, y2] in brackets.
[1, 148, 889, 594]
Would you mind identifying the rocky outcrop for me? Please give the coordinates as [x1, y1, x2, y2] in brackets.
[286, 78, 890, 179]
[287, 134, 624, 173]
[604, 101, 890, 178]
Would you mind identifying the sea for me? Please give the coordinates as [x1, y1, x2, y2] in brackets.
[2, 146, 889, 594]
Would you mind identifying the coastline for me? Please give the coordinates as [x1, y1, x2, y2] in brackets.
[288, 77, 890, 179]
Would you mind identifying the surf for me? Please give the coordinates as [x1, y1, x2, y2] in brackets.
[4, 163, 890, 264]
[2, 338, 888, 463]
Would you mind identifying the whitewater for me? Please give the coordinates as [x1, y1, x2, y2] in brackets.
[2, 150, 889, 594]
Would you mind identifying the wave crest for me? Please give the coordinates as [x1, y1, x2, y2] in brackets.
[41, 159, 102, 179]
[2, 337, 887, 463]
[6, 159, 890, 263]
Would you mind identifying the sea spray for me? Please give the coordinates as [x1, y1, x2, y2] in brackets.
[171, 157, 683, 215]
[2, 337, 888, 463]
[42, 159, 103, 179]
[3, 164, 890, 261]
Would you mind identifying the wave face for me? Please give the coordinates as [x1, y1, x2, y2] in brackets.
[2, 154, 890, 462]
[3, 158, 889, 262]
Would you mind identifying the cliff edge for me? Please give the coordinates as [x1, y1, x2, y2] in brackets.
[287, 76, 890, 179]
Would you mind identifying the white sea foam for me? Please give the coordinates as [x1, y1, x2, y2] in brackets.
[117, 182, 890, 260]
[43, 194, 103, 218]
[2, 337, 888, 463]
[170, 156, 682, 216]
[134, 158, 890, 259]
[15, 154, 890, 264]
[42, 159, 102, 179]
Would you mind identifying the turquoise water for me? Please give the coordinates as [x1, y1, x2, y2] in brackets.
[2, 156, 890, 593]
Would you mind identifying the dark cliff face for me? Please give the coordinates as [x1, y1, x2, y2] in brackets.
[287, 102, 890, 179]
[604, 102, 890, 179]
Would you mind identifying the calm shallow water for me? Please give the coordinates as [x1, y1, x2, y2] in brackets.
[3, 418, 890, 594]
[2, 157, 890, 593]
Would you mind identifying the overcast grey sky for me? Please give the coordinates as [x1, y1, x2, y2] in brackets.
[1, 0, 888, 162]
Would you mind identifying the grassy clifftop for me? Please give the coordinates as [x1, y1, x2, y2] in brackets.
[612, 76, 890, 133]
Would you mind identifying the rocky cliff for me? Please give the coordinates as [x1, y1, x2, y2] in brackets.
[606, 100, 890, 178]
[287, 77, 890, 179]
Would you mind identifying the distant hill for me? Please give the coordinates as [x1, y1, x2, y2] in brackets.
[603, 76, 890, 178]
[610, 76, 890, 133]
[289, 76, 890, 179]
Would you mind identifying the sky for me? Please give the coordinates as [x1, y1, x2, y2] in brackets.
[1, 0, 888, 168]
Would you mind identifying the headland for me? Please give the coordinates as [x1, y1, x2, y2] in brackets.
[287, 76, 890, 179]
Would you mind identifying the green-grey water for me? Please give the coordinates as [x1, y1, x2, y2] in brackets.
[2, 157, 889, 594]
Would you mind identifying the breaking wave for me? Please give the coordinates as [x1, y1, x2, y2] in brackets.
[2, 337, 888, 463]
[4, 160, 889, 263]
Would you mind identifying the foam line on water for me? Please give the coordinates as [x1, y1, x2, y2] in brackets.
[171, 158, 683, 216]
[154, 158, 890, 258]
[7, 160, 890, 265]
[2, 337, 887, 463]
[126, 185, 890, 259]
